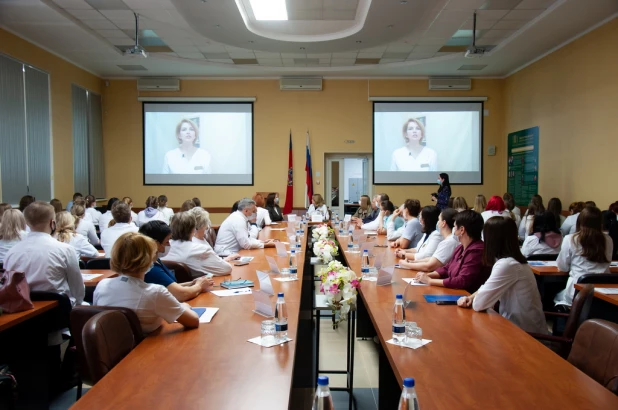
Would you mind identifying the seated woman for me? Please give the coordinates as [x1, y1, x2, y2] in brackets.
[396, 206, 442, 261]
[122, 197, 139, 226]
[353, 195, 371, 221]
[452, 197, 468, 212]
[481, 196, 512, 222]
[72, 204, 100, 245]
[518, 200, 544, 241]
[0, 209, 28, 263]
[547, 197, 565, 228]
[265, 193, 283, 222]
[190, 207, 223, 250]
[457, 217, 548, 334]
[307, 194, 329, 220]
[396, 208, 458, 271]
[253, 193, 272, 229]
[139, 221, 214, 302]
[384, 203, 406, 241]
[472, 194, 486, 214]
[54, 211, 100, 260]
[94, 232, 199, 333]
[554, 206, 613, 308]
[503, 194, 521, 226]
[84, 195, 102, 225]
[137, 196, 166, 227]
[521, 211, 562, 257]
[50, 199, 63, 214]
[375, 200, 404, 236]
[98, 197, 118, 233]
[560, 201, 585, 235]
[162, 211, 234, 278]
[157, 195, 174, 224]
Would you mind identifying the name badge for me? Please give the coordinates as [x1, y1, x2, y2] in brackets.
[194, 166, 204, 170]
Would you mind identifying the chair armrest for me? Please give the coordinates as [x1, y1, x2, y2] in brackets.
[543, 311, 570, 318]
[528, 332, 573, 345]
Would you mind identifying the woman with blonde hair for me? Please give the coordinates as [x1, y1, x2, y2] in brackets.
[94, 232, 200, 333]
[190, 207, 217, 248]
[72, 204, 100, 245]
[0, 203, 11, 221]
[180, 199, 196, 212]
[121, 196, 138, 226]
[390, 118, 438, 171]
[472, 194, 487, 214]
[137, 196, 166, 227]
[452, 197, 468, 212]
[162, 118, 212, 174]
[308, 193, 329, 220]
[0, 209, 27, 262]
[54, 211, 99, 260]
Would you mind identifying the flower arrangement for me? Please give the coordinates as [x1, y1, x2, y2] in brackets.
[312, 224, 335, 241]
[313, 238, 339, 263]
[319, 261, 362, 327]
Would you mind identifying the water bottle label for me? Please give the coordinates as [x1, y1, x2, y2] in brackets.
[275, 323, 288, 332]
[296, 243, 301, 248]
[339, 229, 343, 234]
[392, 324, 405, 334]
[348, 243, 353, 248]
[289, 268, 297, 274]
[361, 267, 369, 273]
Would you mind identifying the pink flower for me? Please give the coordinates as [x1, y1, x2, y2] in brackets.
[329, 283, 340, 294]
[350, 279, 360, 289]
[320, 284, 324, 293]
[328, 271, 337, 276]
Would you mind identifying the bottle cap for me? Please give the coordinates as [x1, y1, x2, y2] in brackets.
[291, 249, 295, 254]
[317, 376, 329, 386]
[396, 294, 403, 299]
[363, 249, 368, 253]
[278, 292, 284, 297]
[403, 378, 415, 388]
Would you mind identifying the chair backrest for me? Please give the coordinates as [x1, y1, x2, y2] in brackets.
[30, 291, 72, 332]
[526, 254, 559, 261]
[578, 273, 618, 285]
[563, 284, 595, 340]
[86, 258, 111, 270]
[204, 227, 217, 248]
[82, 310, 136, 384]
[568, 319, 618, 395]
[161, 260, 193, 283]
[70, 305, 143, 385]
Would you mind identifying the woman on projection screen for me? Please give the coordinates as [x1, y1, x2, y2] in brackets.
[162, 118, 212, 174]
[389, 118, 437, 172]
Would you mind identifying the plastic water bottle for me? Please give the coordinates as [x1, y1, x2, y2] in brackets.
[335, 213, 340, 224]
[296, 230, 302, 249]
[275, 293, 288, 341]
[347, 236, 354, 252]
[398, 378, 420, 410]
[361, 250, 370, 278]
[289, 249, 298, 278]
[393, 294, 406, 344]
[312, 376, 334, 410]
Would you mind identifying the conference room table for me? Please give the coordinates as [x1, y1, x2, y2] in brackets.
[71, 222, 308, 410]
[0, 300, 58, 332]
[574, 283, 618, 323]
[335, 230, 618, 409]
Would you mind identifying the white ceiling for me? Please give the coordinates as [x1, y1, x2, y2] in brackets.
[0, 0, 616, 78]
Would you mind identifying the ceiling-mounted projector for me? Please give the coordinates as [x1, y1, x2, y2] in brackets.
[124, 46, 148, 59]
[465, 46, 485, 58]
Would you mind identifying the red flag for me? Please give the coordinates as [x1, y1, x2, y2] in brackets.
[283, 131, 293, 215]
[305, 131, 313, 207]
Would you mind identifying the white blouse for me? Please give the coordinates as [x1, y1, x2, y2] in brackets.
[163, 239, 232, 278]
[521, 235, 562, 257]
[560, 213, 579, 236]
[390, 146, 438, 171]
[481, 210, 512, 222]
[137, 209, 167, 227]
[518, 215, 534, 240]
[413, 230, 443, 261]
[162, 148, 212, 174]
[75, 219, 99, 245]
[61, 233, 100, 260]
[308, 204, 329, 220]
[0, 230, 27, 262]
[98, 211, 114, 232]
[158, 207, 174, 224]
[84, 207, 102, 225]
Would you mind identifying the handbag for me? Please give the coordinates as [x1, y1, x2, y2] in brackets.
[0, 271, 34, 314]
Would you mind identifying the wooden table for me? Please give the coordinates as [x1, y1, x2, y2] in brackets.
[575, 283, 618, 307]
[531, 265, 618, 276]
[0, 300, 58, 332]
[71, 223, 307, 410]
[81, 269, 117, 287]
[337, 230, 618, 409]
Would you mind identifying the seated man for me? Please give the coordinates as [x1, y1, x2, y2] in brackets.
[214, 198, 277, 256]
[415, 210, 490, 294]
[5, 201, 84, 306]
[100, 202, 139, 257]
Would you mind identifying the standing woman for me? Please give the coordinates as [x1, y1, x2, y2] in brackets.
[436, 173, 451, 211]
[308, 194, 329, 220]
[265, 193, 283, 222]
[390, 118, 437, 171]
[162, 119, 212, 174]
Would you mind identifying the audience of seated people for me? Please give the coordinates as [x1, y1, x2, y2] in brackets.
[100, 202, 139, 257]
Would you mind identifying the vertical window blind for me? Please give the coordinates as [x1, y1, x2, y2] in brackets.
[0, 53, 51, 204]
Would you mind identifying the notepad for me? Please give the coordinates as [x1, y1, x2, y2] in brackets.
[402, 278, 428, 286]
[423, 295, 462, 303]
[81, 273, 103, 281]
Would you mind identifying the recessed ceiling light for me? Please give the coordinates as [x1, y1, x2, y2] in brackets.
[300, 47, 305, 50]
[249, 0, 288, 21]
[356, 40, 362, 43]
[215, 24, 221, 28]
[387, 25, 394, 28]
[248, 40, 254, 43]
[400, 1, 408, 4]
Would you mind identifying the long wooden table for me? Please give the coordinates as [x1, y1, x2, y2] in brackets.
[0, 300, 58, 332]
[71, 223, 307, 410]
[337, 231, 618, 409]
[531, 264, 618, 276]
[575, 283, 618, 306]
[81, 269, 117, 287]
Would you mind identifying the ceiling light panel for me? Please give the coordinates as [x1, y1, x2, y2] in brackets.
[53, 0, 94, 9]
[85, 0, 130, 10]
[480, 0, 523, 10]
[515, 0, 556, 9]
[66, 9, 106, 20]
[503, 9, 543, 20]
[117, 64, 147, 70]
[249, 0, 288, 20]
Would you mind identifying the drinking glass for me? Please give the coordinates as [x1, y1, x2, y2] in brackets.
[261, 320, 276, 345]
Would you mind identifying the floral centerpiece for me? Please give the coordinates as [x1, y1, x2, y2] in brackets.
[319, 260, 362, 328]
[312, 223, 335, 241]
[313, 238, 339, 263]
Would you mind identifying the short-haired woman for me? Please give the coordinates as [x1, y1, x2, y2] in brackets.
[390, 118, 437, 171]
[162, 119, 212, 174]
[94, 232, 200, 333]
[72, 204, 100, 245]
[521, 211, 562, 257]
[162, 211, 235, 278]
[554, 206, 613, 307]
[121, 197, 139, 227]
[19, 195, 35, 212]
[396, 206, 443, 261]
[137, 196, 166, 227]
[54, 211, 100, 260]
[190, 207, 217, 248]
[481, 196, 512, 222]
[158, 195, 174, 224]
[308, 194, 329, 220]
[376, 200, 404, 236]
[472, 194, 486, 214]
[139, 221, 214, 302]
[180, 199, 196, 212]
[457, 217, 548, 334]
[390, 199, 423, 249]
[265, 193, 283, 222]
[0, 209, 27, 263]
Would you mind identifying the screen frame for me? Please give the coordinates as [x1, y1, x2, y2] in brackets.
[141, 101, 255, 186]
[371, 100, 484, 186]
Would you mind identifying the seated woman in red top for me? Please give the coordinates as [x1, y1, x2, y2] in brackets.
[415, 210, 490, 294]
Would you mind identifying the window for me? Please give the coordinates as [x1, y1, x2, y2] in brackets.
[72, 85, 105, 198]
[0, 53, 52, 204]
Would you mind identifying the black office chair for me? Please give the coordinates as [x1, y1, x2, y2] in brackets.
[161, 260, 193, 283]
[94, 243, 103, 251]
[79, 260, 86, 269]
[577, 273, 618, 285]
[527, 254, 559, 261]
[85, 258, 110, 270]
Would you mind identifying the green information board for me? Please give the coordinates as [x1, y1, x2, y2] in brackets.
[507, 126, 539, 206]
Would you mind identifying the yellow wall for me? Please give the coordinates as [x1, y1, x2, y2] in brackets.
[0, 28, 103, 204]
[505, 17, 618, 208]
[102, 78, 505, 220]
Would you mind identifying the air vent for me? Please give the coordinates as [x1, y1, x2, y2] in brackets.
[458, 65, 488, 71]
[136, 78, 180, 91]
[117, 65, 147, 71]
[428, 77, 471, 90]
[293, 58, 320, 65]
[232, 59, 258, 65]
[280, 77, 323, 91]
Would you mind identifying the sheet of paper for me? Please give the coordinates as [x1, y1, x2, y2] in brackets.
[377, 266, 395, 286]
[252, 290, 274, 317]
[402, 277, 429, 286]
[287, 214, 297, 222]
[239, 256, 254, 263]
[344, 214, 352, 222]
[311, 214, 324, 222]
[595, 288, 618, 295]
[211, 288, 252, 297]
[266, 255, 280, 274]
[192, 307, 219, 323]
[544, 261, 558, 266]
[275, 242, 288, 257]
[364, 231, 378, 236]
[363, 277, 377, 282]
[247, 335, 293, 348]
[270, 228, 287, 231]
[81, 273, 103, 280]
[274, 277, 299, 282]
[385, 338, 432, 349]
[257, 270, 274, 295]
